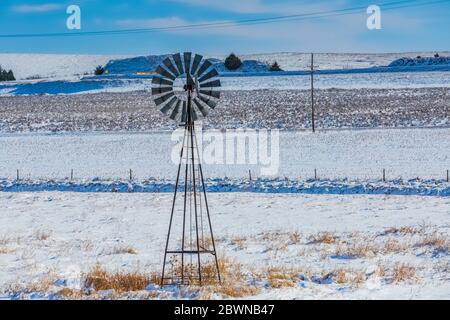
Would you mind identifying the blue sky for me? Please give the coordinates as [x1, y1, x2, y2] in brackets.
[0, 0, 449, 54]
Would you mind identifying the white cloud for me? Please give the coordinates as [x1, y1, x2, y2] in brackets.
[11, 3, 63, 13]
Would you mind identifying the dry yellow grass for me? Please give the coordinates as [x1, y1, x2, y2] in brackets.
[265, 267, 299, 288]
[7, 273, 56, 294]
[197, 257, 260, 298]
[230, 236, 247, 250]
[382, 226, 421, 236]
[335, 241, 378, 258]
[112, 245, 138, 255]
[417, 232, 448, 248]
[332, 269, 366, 286]
[392, 263, 416, 283]
[309, 232, 337, 244]
[57, 288, 84, 299]
[84, 265, 157, 293]
[0, 247, 10, 254]
[288, 232, 302, 245]
[383, 239, 407, 254]
[34, 230, 50, 241]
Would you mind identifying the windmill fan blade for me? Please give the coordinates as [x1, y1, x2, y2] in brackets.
[160, 96, 177, 114]
[199, 89, 220, 99]
[198, 69, 219, 83]
[191, 107, 198, 121]
[183, 52, 192, 75]
[181, 101, 187, 123]
[191, 54, 203, 75]
[169, 100, 181, 120]
[196, 59, 212, 77]
[154, 92, 175, 106]
[155, 66, 176, 81]
[172, 53, 184, 75]
[193, 98, 209, 117]
[152, 76, 173, 86]
[200, 79, 221, 88]
[163, 58, 179, 77]
[152, 86, 172, 95]
[198, 95, 218, 109]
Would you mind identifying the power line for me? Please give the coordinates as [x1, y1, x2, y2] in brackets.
[0, 0, 448, 38]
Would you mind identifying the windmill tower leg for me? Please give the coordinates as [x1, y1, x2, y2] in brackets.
[160, 89, 220, 286]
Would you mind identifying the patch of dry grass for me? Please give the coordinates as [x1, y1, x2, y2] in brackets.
[392, 263, 417, 283]
[382, 226, 421, 236]
[416, 232, 449, 249]
[230, 236, 247, 250]
[84, 265, 157, 293]
[265, 267, 299, 288]
[309, 232, 337, 244]
[197, 257, 259, 299]
[331, 269, 366, 286]
[111, 245, 138, 255]
[334, 241, 378, 258]
[383, 239, 408, 254]
[56, 288, 85, 299]
[34, 230, 51, 241]
[0, 246, 13, 254]
[7, 273, 57, 294]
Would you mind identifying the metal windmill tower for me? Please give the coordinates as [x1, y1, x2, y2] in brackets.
[152, 52, 221, 286]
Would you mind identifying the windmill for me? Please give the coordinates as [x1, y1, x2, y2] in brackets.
[152, 52, 221, 286]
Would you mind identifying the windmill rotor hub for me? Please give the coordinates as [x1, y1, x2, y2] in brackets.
[152, 52, 222, 122]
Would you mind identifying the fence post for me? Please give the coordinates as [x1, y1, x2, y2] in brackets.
[16, 169, 19, 181]
[248, 169, 252, 182]
[129, 169, 133, 181]
[70, 169, 74, 181]
[383, 169, 386, 182]
[447, 170, 449, 183]
[314, 168, 317, 180]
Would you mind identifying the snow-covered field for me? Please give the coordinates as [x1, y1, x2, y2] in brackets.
[1, 88, 449, 132]
[1, 71, 450, 96]
[0, 192, 448, 299]
[1, 128, 449, 180]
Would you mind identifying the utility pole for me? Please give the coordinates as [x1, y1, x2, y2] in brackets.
[310, 53, 316, 133]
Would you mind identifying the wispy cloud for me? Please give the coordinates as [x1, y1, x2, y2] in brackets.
[167, 0, 269, 14]
[168, 0, 341, 15]
[11, 3, 64, 13]
[116, 17, 190, 29]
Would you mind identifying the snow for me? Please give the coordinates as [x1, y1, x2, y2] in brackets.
[1, 178, 449, 196]
[1, 52, 450, 96]
[1, 128, 449, 180]
[0, 192, 449, 299]
[0, 53, 130, 80]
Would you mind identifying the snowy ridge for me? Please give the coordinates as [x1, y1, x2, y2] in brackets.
[1, 178, 449, 196]
[389, 56, 450, 67]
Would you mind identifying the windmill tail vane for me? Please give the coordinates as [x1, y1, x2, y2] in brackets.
[152, 52, 222, 286]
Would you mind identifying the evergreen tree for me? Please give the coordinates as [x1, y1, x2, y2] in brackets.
[269, 61, 283, 72]
[94, 65, 105, 75]
[224, 53, 242, 70]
